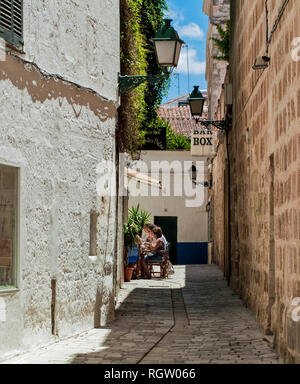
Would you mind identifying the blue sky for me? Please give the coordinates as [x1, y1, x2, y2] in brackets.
[163, 0, 208, 102]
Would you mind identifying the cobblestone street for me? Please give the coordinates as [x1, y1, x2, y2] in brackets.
[1, 265, 279, 364]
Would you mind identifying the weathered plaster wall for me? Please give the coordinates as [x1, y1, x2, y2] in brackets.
[0, 0, 120, 358]
[23, 0, 120, 102]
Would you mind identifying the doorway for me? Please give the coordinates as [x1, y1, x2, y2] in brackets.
[154, 216, 178, 265]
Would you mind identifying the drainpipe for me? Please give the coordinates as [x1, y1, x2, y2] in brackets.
[225, 112, 232, 286]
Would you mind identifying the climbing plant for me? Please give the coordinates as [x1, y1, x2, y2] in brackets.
[119, 0, 170, 154]
[155, 117, 191, 150]
[211, 20, 231, 62]
[167, 126, 191, 150]
[139, 0, 171, 133]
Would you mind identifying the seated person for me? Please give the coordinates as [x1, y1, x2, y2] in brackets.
[161, 232, 168, 251]
[147, 226, 166, 262]
[137, 223, 155, 250]
[137, 223, 156, 279]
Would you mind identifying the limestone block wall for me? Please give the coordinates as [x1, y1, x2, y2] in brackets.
[0, 0, 120, 359]
[228, 0, 300, 362]
[211, 142, 226, 271]
[203, 0, 230, 276]
[203, 0, 230, 119]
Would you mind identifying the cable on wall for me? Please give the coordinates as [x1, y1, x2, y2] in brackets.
[265, 0, 269, 54]
[265, 0, 290, 53]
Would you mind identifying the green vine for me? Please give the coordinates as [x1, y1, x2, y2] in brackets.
[156, 117, 191, 150]
[119, 0, 170, 155]
[211, 20, 231, 62]
[167, 126, 191, 150]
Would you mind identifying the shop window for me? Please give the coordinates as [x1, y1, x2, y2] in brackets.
[0, 164, 18, 289]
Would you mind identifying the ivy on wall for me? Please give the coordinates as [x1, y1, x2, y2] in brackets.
[167, 126, 191, 150]
[211, 20, 231, 62]
[157, 117, 191, 150]
[119, 0, 170, 154]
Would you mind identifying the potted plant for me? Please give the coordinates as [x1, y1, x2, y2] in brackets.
[124, 204, 151, 281]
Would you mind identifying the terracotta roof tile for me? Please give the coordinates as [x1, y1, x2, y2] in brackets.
[158, 104, 209, 138]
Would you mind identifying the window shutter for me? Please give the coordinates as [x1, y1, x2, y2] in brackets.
[0, 0, 23, 49]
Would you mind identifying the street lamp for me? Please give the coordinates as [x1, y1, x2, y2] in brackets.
[188, 86, 229, 130]
[151, 19, 184, 68]
[188, 86, 206, 117]
[118, 19, 184, 94]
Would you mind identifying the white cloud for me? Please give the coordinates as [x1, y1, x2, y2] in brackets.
[165, 2, 185, 23]
[178, 23, 204, 40]
[176, 48, 206, 75]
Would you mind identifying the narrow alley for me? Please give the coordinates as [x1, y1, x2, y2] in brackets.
[2, 265, 278, 364]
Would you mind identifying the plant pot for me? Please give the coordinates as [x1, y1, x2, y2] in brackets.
[124, 267, 134, 282]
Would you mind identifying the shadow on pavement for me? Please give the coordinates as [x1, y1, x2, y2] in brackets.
[70, 265, 278, 364]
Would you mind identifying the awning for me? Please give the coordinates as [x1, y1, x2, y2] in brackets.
[125, 167, 163, 190]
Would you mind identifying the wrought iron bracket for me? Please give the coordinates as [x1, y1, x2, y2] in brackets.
[199, 120, 228, 131]
[118, 73, 166, 94]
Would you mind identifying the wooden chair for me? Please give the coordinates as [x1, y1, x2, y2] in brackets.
[147, 249, 169, 279]
[135, 245, 143, 279]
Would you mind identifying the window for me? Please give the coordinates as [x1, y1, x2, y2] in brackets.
[0, 164, 19, 289]
[0, 0, 23, 49]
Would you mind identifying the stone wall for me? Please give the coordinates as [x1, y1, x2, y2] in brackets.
[212, 0, 300, 363]
[203, 0, 230, 119]
[203, 0, 230, 273]
[0, 0, 121, 359]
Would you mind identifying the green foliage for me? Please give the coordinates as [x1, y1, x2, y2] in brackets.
[156, 115, 190, 150]
[119, 0, 170, 154]
[150, 116, 191, 150]
[119, 0, 147, 154]
[124, 219, 140, 251]
[139, 0, 171, 133]
[167, 126, 191, 150]
[124, 204, 151, 264]
[211, 20, 231, 62]
[128, 204, 151, 236]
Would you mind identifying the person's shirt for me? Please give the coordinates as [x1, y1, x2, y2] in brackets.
[150, 237, 164, 252]
[162, 234, 168, 250]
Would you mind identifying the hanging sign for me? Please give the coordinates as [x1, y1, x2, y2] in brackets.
[191, 128, 214, 156]
[142, 127, 166, 150]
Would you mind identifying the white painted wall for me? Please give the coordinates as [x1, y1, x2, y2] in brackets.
[23, 0, 120, 102]
[127, 151, 209, 243]
[0, 0, 120, 358]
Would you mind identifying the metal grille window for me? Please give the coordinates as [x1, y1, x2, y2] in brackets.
[0, 0, 23, 49]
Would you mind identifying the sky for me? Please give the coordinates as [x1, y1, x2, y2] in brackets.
[162, 0, 208, 102]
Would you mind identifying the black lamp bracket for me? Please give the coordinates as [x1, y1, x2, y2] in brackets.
[118, 72, 169, 94]
[199, 120, 228, 131]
